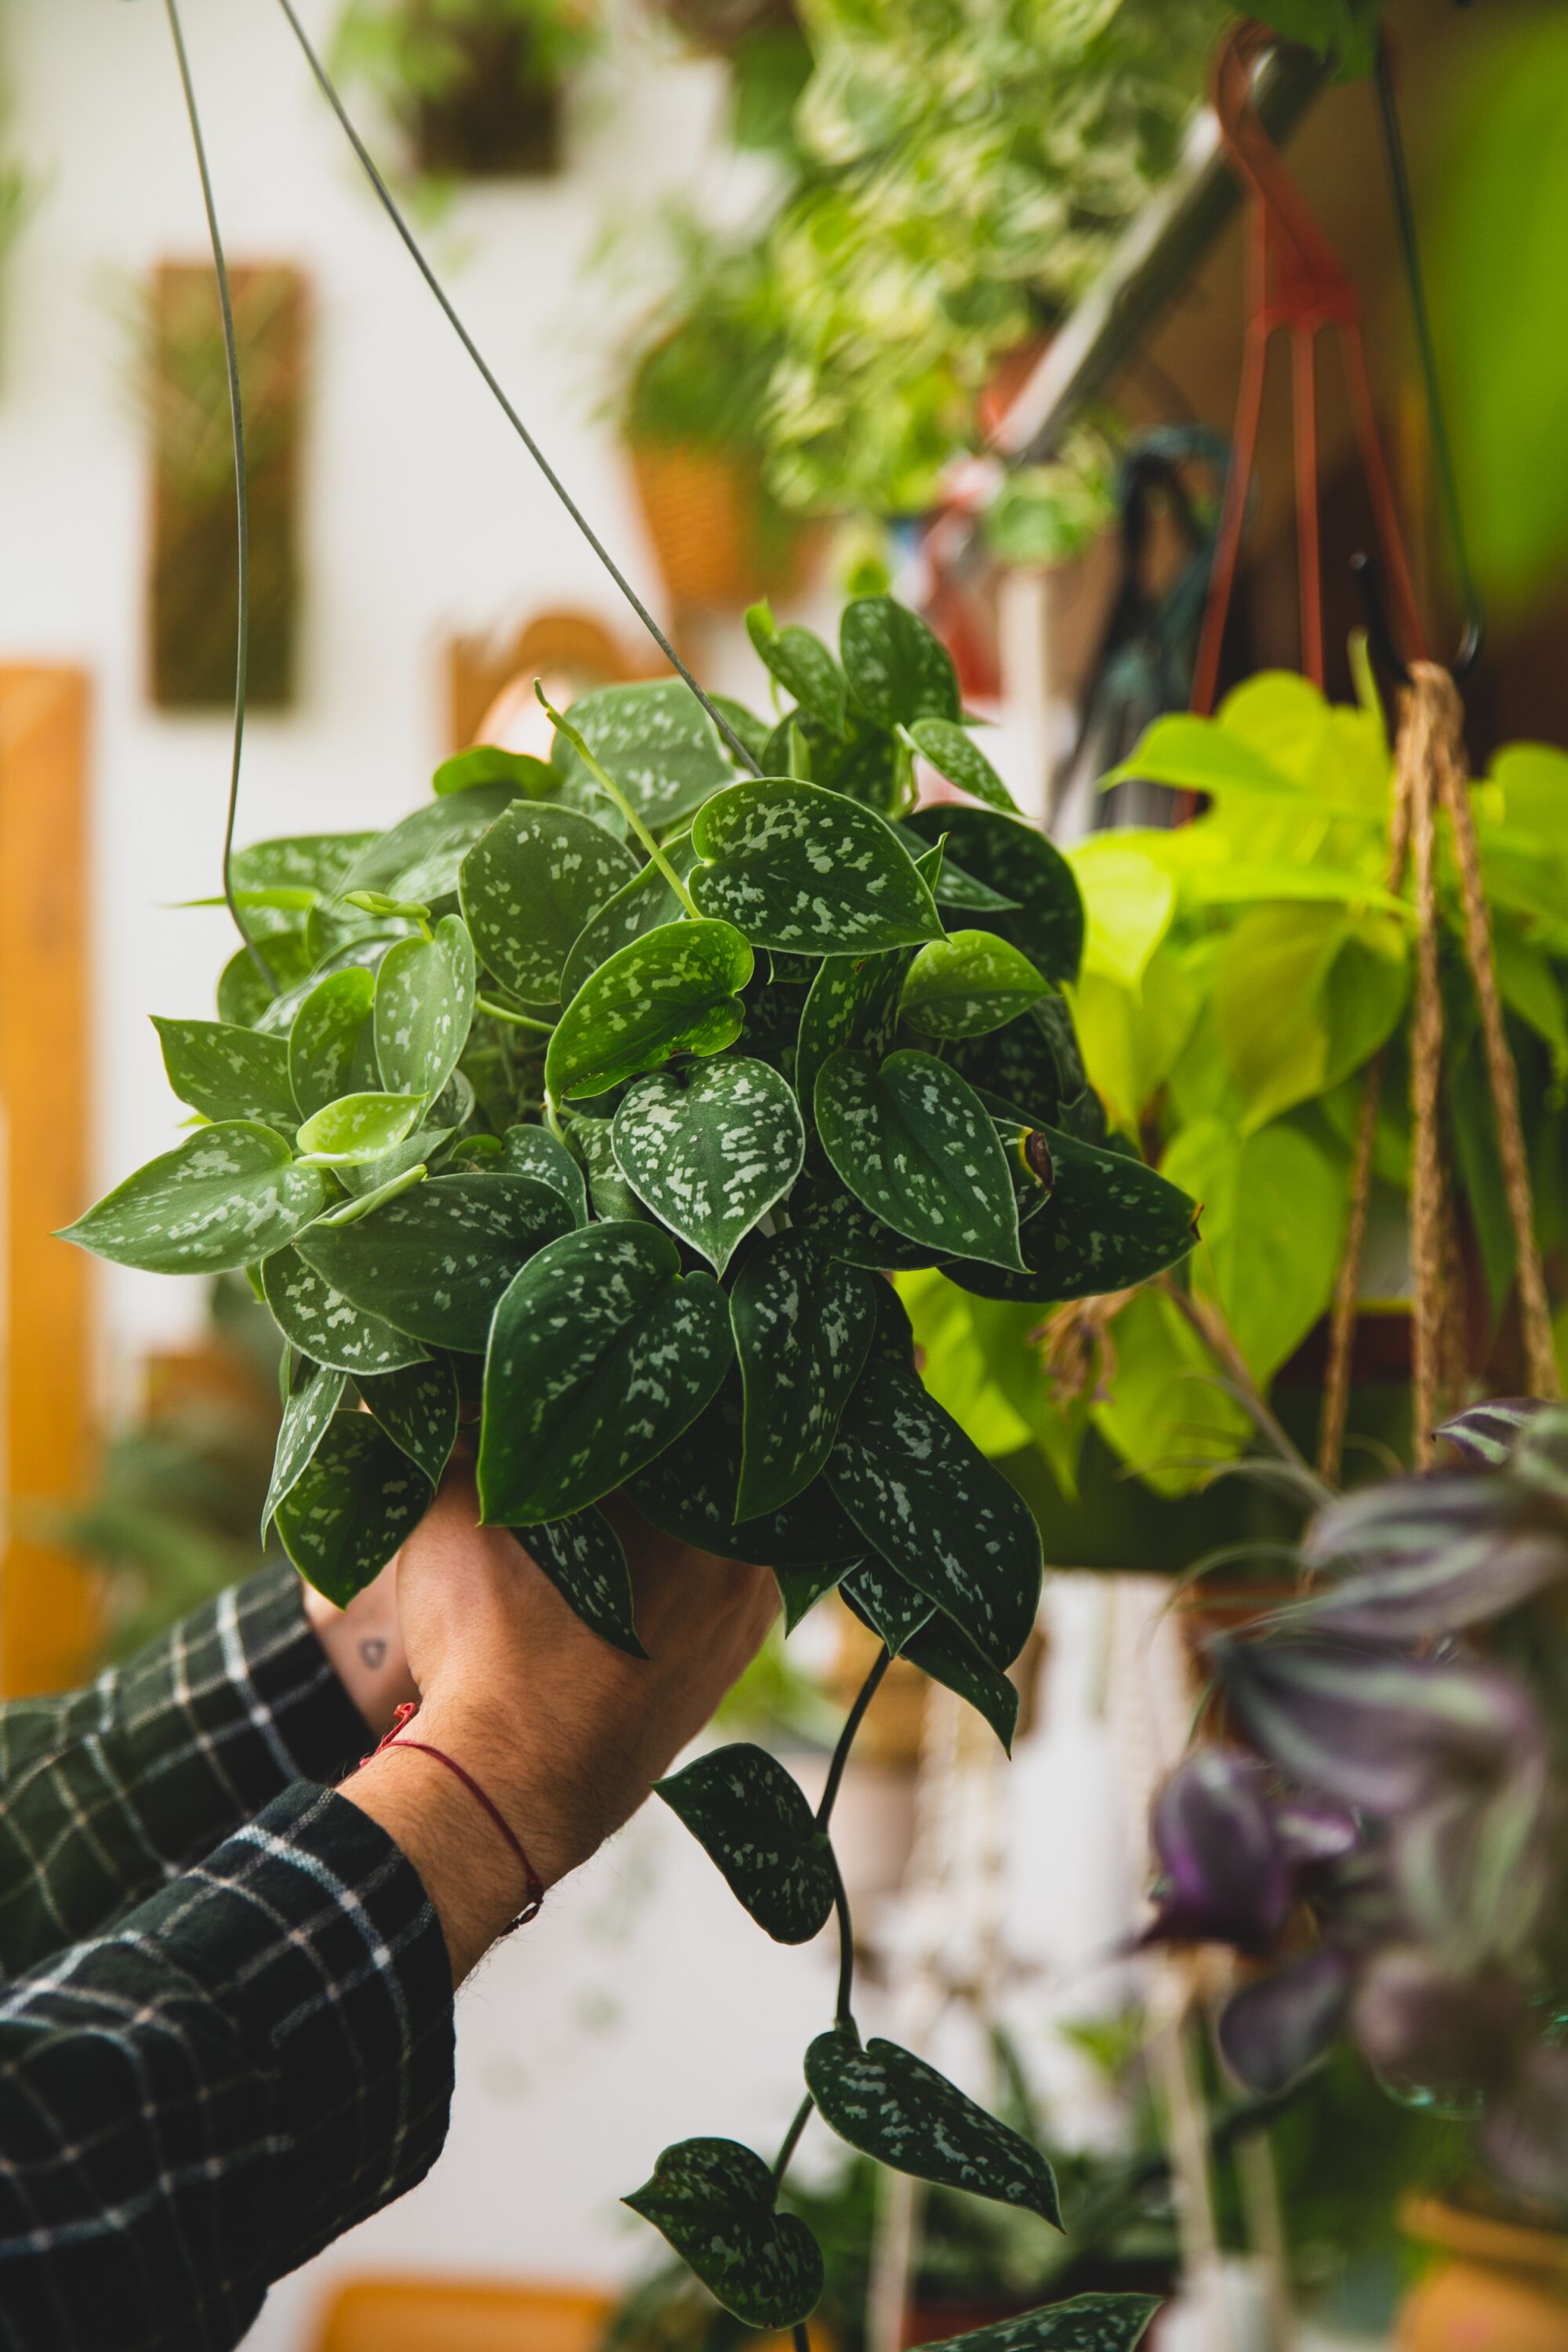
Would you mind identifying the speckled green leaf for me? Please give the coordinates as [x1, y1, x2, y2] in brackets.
[231, 833, 375, 936]
[815, 1048, 1025, 1273]
[295, 1091, 425, 1167]
[786, 1139, 952, 1274]
[827, 1359, 1043, 1669]
[273, 1412, 434, 1607]
[795, 948, 911, 1121]
[566, 1114, 649, 1224]
[893, 832, 1018, 915]
[612, 1058, 804, 1275]
[358, 1357, 459, 1487]
[917, 2296, 1163, 2352]
[289, 968, 377, 1119]
[546, 920, 754, 1102]
[690, 779, 942, 954]
[61, 1124, 332, 1275]
[840, 595, 960, 729]
[479, 1225, 733, 1523]
[901, 933, 1050, 1040]
[255, 934, 403, 1039]
[218, 928, 314, 1028]
[336, 1131, 449, 1205]
[731, 1235, 878, 1518]
[152, 1018, 298, 1129]
[334, 782, 519, 910]
[459, 803, 638, 1008]
[515, 1507, 645, 1656]
[628, 1381, 865, 1569]
[772, 1559, 855, 1632]
[373, 915, 477, 1102]
[657, 1742, 835, 1944]
[501, 1124, 589, 1225]
[261, 1359, 346, 1539]
[746, 602, 848, 735]
[946, 1127, 1198, 1305]
[625, 2138, 823, 2331]
[806, 2032, 1058, 2221]
[559, 834, 700, 1004]
[945, 1008, 1065, 1128]
[789, 706, 903, 812]
[262, 1249, 429, 1375]
[299, 1173, 573, 1352]
[552, 677, 737, 830]
[840, 1558, 935, 1654]
[906, 806, 1084, 985]
[908, 717, 1020, 814]
[906, 1616, 1021, 1752]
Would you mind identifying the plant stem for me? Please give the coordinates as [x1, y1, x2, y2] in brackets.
[816, 1645, 891, 1830]
[535, 686, 702, 918]
[477, 993, 557, 1035]
[1156, 1272, 1318, 1486]
[771, 2093, 814, 2187]
[829, 1847, 856, 2032]
[793, 2327, 811, 2352]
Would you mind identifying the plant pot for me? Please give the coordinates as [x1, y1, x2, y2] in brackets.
[1398, 2194, 1568, 2350]
[627, 437, 808, 612]
[413, 22, 564, 177]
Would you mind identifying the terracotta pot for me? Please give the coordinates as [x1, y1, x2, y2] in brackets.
[627, 437, 807, 612]
[1398, 2194, 1568, 2350]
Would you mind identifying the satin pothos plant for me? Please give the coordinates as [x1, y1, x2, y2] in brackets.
[65, 593, 1194, 2352]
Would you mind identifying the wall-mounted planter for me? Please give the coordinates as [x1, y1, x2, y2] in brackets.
[627, 436, 808, 612]
[412, 20, 563, 176]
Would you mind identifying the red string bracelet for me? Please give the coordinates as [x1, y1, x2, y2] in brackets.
[365, 1700, 544, 1931]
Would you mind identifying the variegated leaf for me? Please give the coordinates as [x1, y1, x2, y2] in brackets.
[516, 1507, 645, 1657]
[905, 805, 1085, 985]
[295, 1091, 425, 1167]
[298, 1172, 574, 1352]
[730, 1234, 878, 1518]
[559, 833, 699, 1004]
[815, 1047, 1025, 1272]
[946, 1127, 1196, 1305]
[261, 1359, 347, 1538]
[840, 594, 960, 728]
[690, 778, 942, 954]
[262, 1249, 430, 1376]
[840, 1557, 935, 1654]
[805, 2031, 1058, 2220]
[545, 920, 754, 1103]
[552, 677, 736, 830]
[358, 1357, 459, 1487]
[152, 1018, 297, 1128]
[624, 2140, 823, 2332]
[657, 1742, 835, 1944]
[907, 717, 1020, 814]
[288, 967, 377, 1119]
[746, 602, 848, 735]
[372, 913, 477, 1102]
[501, 1123, 590, 1226]
[611, 1058, 804, 1275]
[628, 1381, 864, 1569]
[273, 1412, 433, 1606]
[334, 781, 519, 909]
[915, 2296, 1163, 2352]
[61, 1124, 332, 1276]
[900, 931, 1050, 1040]
[794, 946, 910, 1120]
[459, 802, 637, 1007]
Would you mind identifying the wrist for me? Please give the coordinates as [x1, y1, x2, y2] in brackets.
[410, 1690, 583, 1891]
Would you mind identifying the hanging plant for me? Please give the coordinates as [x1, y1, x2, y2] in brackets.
[331, 0, 600, 179]
[62, 590, 1195, 2350]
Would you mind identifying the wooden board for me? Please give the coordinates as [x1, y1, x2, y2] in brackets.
[0, 666, 96, 1696]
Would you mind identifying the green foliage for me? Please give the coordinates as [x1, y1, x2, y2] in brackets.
[657, 1743, 837, 1944]
[806, 2031, 1062, 2223]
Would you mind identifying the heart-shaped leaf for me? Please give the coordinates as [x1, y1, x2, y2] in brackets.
[230, 831, 376, 931]
[906, 1615, 1021, 1752]
[552, 677, 736, 830]
[840, 1558, 935, 1655]
[946, 1127, 1197, 1305]
[828, 1359, 1043, 1670]
[433, 744, 557, 798]
[559, 833, 699, 1004]
[459, 803, 638, 1007]
[152, 1018, 298, 1128]
[255, 933, 403, 1038]
[295, 1091, 426, 1167]
[373, 914, 477, 1102]
[273, 1412, 434, 1607]
[612, 1058, 805, 1275]
[624, 2139, 823, 2331]
[690, 779, 942, 954]
[916, 2295, 1163, 2352]
[479, 1225, 732, 1523]
[61, 1124, 332, 1275]
[731, 1234, 878, 1518]
[805, 2031, 1059, 2221]
[773, 1559, 855, 1632]
[746, 602, 848, 735]
[262, 1248, 430, 1375]
[501, 1123, 589, 1225]
[787, 1139, 952, 1274]
[546, 919, 754, 1102]
[786, 706, 903, 813]
[795, 948, 911, 1120]
[628, 1381, 864, 1569]
[299, 1171, 572, 1352]
[219, 927, 315, 1029]
[289, 967, 377, 1119]
[516, 1508, 645, 1656]
[261, 1359, 347, 1539]
[907, 717, 1021, 814]
[900, 933, 1050, 1040]
[335, 782, 520, 909]
[906, 806, 1084, 985]
[815, 1048, 1025, 1273]
[944, 1008, 1065, 1128]
[894, 829, 1020, 914]
[840, 594, 960, 728]
[658, 1741, 836, 1943]
[567, 1114, 649, 1224]
[357, 1357, 459, 1487]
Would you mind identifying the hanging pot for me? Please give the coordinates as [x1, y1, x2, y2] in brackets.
[1398, 2194, 1568, 2351]
[626, 436, 808, 612]
[412, 16, 565, 178]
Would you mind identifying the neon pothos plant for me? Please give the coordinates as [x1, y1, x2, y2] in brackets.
[65, 592, 1194, 2352]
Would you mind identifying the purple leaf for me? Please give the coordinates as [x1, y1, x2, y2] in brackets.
[1351, 1946, 1526, 2098]
[1434, 1397, 1546, 1468]
[1145, 1751, 1290, 1954]
[1218, 1951, 1350, 2095]
[1512, 1406, 1568, 1505]
[1297, 1475, 1568, 1638]
[1270, 1800, 1360, 1869]
[1390, 1766, 1549, 1962]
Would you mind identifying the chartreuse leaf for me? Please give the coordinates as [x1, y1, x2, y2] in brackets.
[906, 1616, 1021, 1752]
[905, 805, 1085, 985]
[295, 1092, 426, 1167]
[546, 920, 754, 1102]
[479, 1225, 732, 1523]
[299, 1173, 573, 1352]
[690, 779, 942, 954]
[611, 1058, 804, 1275]
[274, 1413, 433, 1607]
[624, 2139, 823, 2332]
[433, 744, 557, 797]
[658, 1742, 836, 1944]
[373, 914, 476, 1102]
[263, 1249, 429, 1375]
[559, 833, 700, 1004]
[900, 933, 1050, 1040]
[805, 2031, 1059, 2222]
[357, 1357, 459, 1488]
[459, 803, 638, 1007]
[152, 1018, 298, 1128]
[908, 718, 1020, 815]
[731, 1235, 878, 1518]
[629, 1381, 865, 1569]
[746, 601, 848, 735]
[840, 1558, 935, 1654]
[61, 1125, 332, 1275]
[289, 968, 376, 1119]
[334, 782, 519, 909]
[552, 677, 736, 830]
[515, 1508, 644, 1657]
[918, 2297, 1162, 2352]
[828, 1359, 1044, 1670]
[815, 1048, 1025, 1273]
[840, 594, 960, 728]
[501, 1124, 589, 1226]
[947, 1127, 1197, 1305]
[795, 948, 910, 1119]
[261, 1359, 346, 1539]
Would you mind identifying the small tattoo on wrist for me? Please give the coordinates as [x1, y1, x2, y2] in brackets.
[360, 1637, 388, 1671]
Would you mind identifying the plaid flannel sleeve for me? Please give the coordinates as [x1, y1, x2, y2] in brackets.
[0, 1566, 369, 1980]
[0, 1781, 455, 2352]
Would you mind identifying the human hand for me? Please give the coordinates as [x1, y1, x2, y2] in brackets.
[300, 1556, 419, 1738]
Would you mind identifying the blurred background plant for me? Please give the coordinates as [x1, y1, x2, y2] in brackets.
[331, 0, 602, 177]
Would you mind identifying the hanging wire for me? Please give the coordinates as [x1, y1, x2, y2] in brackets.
[162, 0, 274, 985]
[269, 0, 764, 778]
